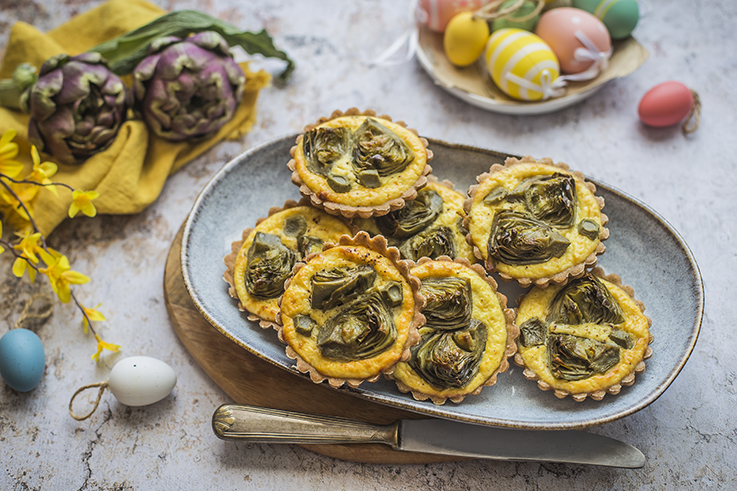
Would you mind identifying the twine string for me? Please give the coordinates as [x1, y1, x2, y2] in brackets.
[682, 89, 701, 134]
[13, 294, 54, 331]
[68, 381, 109, 421]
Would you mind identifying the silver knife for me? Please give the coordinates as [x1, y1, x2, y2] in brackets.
[211, 404, 645, 468]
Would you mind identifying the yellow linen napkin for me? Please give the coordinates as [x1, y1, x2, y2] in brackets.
[0, 0, 271, 236]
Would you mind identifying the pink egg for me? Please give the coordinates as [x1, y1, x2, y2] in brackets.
[535, 7, 611, 74]
[638, 81, 695, 127]
[417, 0, 490, 32]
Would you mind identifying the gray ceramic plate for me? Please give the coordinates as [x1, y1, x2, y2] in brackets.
[181, 135, 703, 430]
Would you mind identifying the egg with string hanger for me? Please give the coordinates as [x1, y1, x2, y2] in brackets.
[535, 7, 612, 78]
[417, 0, 492, 33]
[69, 356, 177, 421]
[638, 81, 701, 134]
[485, 28, 566, 101]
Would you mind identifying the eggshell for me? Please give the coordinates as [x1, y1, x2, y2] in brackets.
[444, 12, 491, 66]
[535, 7, 611, 74]
[108, 356, 177, 406]
[491, 0, 541, 32]
[485, 28, 561, 101]
[0, 329, 45, 392]
[573, 0, 639, 39]
[417, 0, 489, 32]
[638, 81, 694, 127]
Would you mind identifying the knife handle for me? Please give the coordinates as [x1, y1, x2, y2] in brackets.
[212, 404, 399, 447]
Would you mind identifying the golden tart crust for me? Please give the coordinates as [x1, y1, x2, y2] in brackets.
[223, 199, 352, 329]
[288, 108, 433, 219]
[465, 156, 608, 288]
[514, 267, 653, 402]
[390, 257, 518, 405]
[276, 232, 424, 388]
[352, 177, 476, 263]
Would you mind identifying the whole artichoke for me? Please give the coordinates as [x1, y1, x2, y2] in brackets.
[23, 52, 128, 166]
[133, 31, 246, 142]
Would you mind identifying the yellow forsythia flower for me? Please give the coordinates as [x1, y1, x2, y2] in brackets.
[0, 129, 23, 178]
[81, 303, 106, 334]
[11, 232, 42, 283]
[0, 181, 38, 222]
[69, 190, 100, 218]
[28, 146, 59, 197]
[39, 254, 90, 303]
[92, 333, 120, 361]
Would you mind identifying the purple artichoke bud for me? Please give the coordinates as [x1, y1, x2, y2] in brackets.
[24, 52, 129, 166]
[133, 31, 246, 142]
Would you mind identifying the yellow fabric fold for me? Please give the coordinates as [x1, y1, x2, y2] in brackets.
[0, 0, 271, 235]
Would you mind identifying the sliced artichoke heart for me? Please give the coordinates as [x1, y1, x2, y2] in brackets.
[410, 319, 488, 389]
[510, 173, 577, 228]
[316, 290, 397, 361]
[375, 189, 444, 239]
[303, 126, 349, 176]
[547, 333, 621, 381]
[352, 118, 414, 177]
[399, 226, 456, 262]
[547, 273, 624, 325]
[488, 210, 570, 265]
[310, 265, 377, 311]
[245, 232, 297, 299]
[420, 276, 472, 330]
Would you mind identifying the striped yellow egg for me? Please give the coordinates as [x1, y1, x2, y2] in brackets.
[485, 28, 561, 101]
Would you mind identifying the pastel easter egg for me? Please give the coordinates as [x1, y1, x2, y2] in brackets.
[573, 0, 639, 39]
[108, 356, 177, 406]
[638, 81, 694, 127]
[535, 7, 611, 74]
[444, 12, 491, 66]
[485, 28, 561, 101]
[417, 0, 490, 33]
[0, 329, 45, 392]
[491, 0, 541, 33]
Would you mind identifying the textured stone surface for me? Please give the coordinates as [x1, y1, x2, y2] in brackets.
[1, 0, 736, 489]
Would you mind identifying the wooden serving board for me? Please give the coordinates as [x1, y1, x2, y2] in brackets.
[164, 226, 464, 464]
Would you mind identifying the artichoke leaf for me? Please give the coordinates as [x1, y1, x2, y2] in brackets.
[519, 317, 546, 347]
[316, 290, 397, 361]
[297, 235, 324, 259]
[548, 334, 620, 381]
[410, 319, 488, 389]
[547, 273, 625, 325]
[245, 232, 297, 299]
[420, 276, 472, 330]
[375, 189, 443, 239]
[352, 118, 414, 177]
[89, 10, 295, 81]
[310, 265, 377, 311]
[488, 211, 570, 265]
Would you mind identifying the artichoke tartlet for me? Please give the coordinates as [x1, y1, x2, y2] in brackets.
[465, 156, 608, 287]
[352, 177, 476, 263]
[389, 257, 518, 405]
[276, 232, 424, 388]
[288, 108, 433, 219]
[224, 199, 352, 329]
[514, 268, 653, 402]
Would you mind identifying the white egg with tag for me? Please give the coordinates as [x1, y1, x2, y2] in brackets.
[108, 356, 177, 406]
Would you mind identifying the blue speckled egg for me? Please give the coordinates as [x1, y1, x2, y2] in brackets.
[0, 329, 45, 392]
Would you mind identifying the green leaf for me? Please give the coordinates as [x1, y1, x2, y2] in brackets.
[89, 10, 295, 82]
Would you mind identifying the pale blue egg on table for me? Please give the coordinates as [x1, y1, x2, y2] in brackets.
[0, 329, 45, 392]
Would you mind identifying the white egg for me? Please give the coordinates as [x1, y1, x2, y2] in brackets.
[108, 356, 177, 407]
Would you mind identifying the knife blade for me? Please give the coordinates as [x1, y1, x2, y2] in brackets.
[211, 404, 645, 468]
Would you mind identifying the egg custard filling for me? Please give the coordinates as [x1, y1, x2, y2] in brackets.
[227, 205, 352, 324]
[391, 258, 516, 404]
[353, 180, 475, 262]
[279, 236, 421, 385]
[515, 270, 652, 400]
[290, 110, 430, 214]
[466, 157, 607, 286]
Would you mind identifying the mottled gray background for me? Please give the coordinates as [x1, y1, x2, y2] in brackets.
[1, 0, 735, 489]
